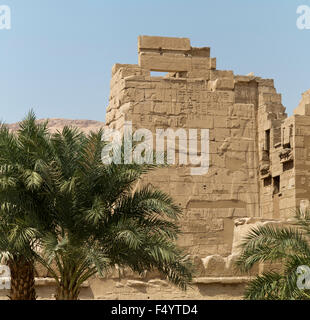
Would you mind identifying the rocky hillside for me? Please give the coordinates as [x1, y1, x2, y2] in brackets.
[7, 118, 105, 134]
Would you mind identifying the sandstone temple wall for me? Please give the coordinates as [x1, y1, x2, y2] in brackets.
[105, 35, 296, 260]
[107, 36, 259, 259]
[100, 36, 310, 300]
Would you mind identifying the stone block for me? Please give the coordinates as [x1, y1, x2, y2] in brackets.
[138, 35, 191, 52]
[202, 254, 226, 276]
[139, 52, 191, 72]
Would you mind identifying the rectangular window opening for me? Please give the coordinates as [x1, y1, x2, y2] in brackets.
[283, 160, 294, 171]
[150, 71, 169, 77]
[265, 129, 271, 158]
[273, 176, 280, 195]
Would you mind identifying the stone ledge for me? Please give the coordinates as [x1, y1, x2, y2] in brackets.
[34, 278, 89, 288]
[192, 277, 253, 284]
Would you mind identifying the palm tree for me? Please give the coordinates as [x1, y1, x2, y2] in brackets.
[0, 111, 55, 300]
[38, 127, 194, 300]
[235, 210, 310, 300]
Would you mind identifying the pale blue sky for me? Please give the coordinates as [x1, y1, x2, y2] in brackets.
[0, 0, 309, 123]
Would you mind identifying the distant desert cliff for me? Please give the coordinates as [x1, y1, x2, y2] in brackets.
[7, 118, 105, 134]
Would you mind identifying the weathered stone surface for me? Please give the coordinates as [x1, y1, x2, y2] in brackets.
[294, 89, 310, 116]
[101, 35, 310, 300]
[138, 35, 191, 52]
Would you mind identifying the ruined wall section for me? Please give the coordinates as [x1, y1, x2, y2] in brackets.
[271, 90, 310, 217]
[106, 63, 150, 131]
[293, 95, 310, 212]
[256, 79, 297, 219]
[106, 36, 264, 259]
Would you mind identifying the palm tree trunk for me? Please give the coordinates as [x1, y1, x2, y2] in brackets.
[55, 283, 80, 300]
[8, 257, 36, 300]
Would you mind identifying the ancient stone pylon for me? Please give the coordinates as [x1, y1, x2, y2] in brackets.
[106, 35, 292, 259]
